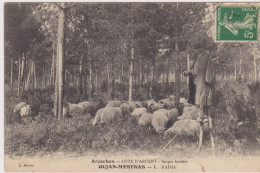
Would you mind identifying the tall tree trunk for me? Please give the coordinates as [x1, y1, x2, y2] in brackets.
[79, 55, 83, 94]
[239, 47, 242, 80]
[139, 59, 142, 86]
[129, 48, 134, 102]
[50, 41, 55, 85]
[33, 60, 37, 89]
[234, 63, 237, 81]
[166, 56, 170, 90]
[54, 49, 59, 118]
[121, 64, 124, 85]
[10, 58, 13, 87]
[253, 52, 258, 82]
[42, 67, 46, 89]
[186, 53, 190, 85]
[111, 58, 115, 99]
[25, 60, 31, 90]
[20, 53, 25, 94]
[174, 3, 181, 108]
[129, 3, 134, 102]
[105, 57, 110, 84]
[162, 72, 165, 86]
[95, 65, 98, 94]
[55, 4, 66, 120]
[17, 53, 21, 96]
[89, 58, 92, 100]
[151, 57, 156, 98]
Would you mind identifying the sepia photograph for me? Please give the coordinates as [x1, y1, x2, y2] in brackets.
[3, 1, 260, 172]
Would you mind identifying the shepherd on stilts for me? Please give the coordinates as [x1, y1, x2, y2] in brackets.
[184, 47, 215, 155]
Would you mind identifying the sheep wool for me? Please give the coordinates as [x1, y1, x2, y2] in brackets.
[178, 105, 199, 120]
[150, 103, 165, 112]
[152, 112, 169, 134]
[106, 100, 121, 107]
[168, 95, 175, 101]
[78, 101, 92, 113]
[20, 105, 31, 117]
[13, 102, 26, 114]
[67, 103, 83, 116]
[133, 101, 143, 108]
[131, 107, 147, 117]
[153, 109, 168, 116]
[93, 107, 122, 126]
[159, 99, 175, 110]
[138, 113, 153, 126]
[164, 119, 200, 139]
[179, 97, 188, 105]
[167, 108, 178, 122]
[146, 99, 156, 108]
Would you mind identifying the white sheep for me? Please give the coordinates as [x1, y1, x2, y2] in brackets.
[154, 109, 168, 116]
[168, 95, 175, 101]
[120, 102, 137, 116]
[152, 110, 169, 134]
[164, 119, 200, 139]
[93, 107, 122, 126]
[138, 113, 153, 126]
[20, 105, 32, 117]
[106, 100, 121, 107]
[131, 107, 147, 117]
[178, 104, 199, 120]
[150, 102, 165, 112]
[67, 103, 83, 116]
[179, 97, 188, 105]
[145, 99, 156, 108]
[13, 102, 26, 114]
[167, 108, 178, 122]
[159, 99, 175, 110]
[78, 101, 92, 114]
[132, 101, 143, 108]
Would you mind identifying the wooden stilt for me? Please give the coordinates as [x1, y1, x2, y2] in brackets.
[210, 131, 215, 155]
[198, 123, 203, 153]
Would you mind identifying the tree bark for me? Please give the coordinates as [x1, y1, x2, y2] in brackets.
[234, 63, 237, 81]
[25, 60, 32, 90]
[253, 52, 258, 82]
[239, 47, 242, 80]
[50, 41, 55, 85]
[121, 64, 124, 85]
[33, 60, 37, 89]
[174, 3, 181, 108]
[111, 58, 115, 99]
[20, 53, 25, 94]
[55, 3, 66, 120]
[186, 53, 190, 85]
[79, 55, 83, 94]
[129, 48, 134, 102]
[151, 57, 156, 97]
[10, 58, 13, 87]
[95, 65, 98, 94]
[89, 57, 92, 100]
[17, 53, 21, 96]
[129, 3, 134, 102]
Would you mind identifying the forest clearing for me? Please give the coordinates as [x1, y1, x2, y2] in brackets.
[4, 2, 260, 159]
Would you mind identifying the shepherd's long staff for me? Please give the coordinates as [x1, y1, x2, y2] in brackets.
[161, 106, 203, 151]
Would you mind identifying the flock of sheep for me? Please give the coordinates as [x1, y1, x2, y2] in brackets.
[13, 95, 203, 140]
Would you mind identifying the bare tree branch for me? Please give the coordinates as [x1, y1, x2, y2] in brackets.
[144, 20, 175, 42]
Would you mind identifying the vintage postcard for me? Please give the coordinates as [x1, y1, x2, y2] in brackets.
[3, 1, 260, 172]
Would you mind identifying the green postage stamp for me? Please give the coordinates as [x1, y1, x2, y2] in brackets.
[216, 6, 258, 41]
